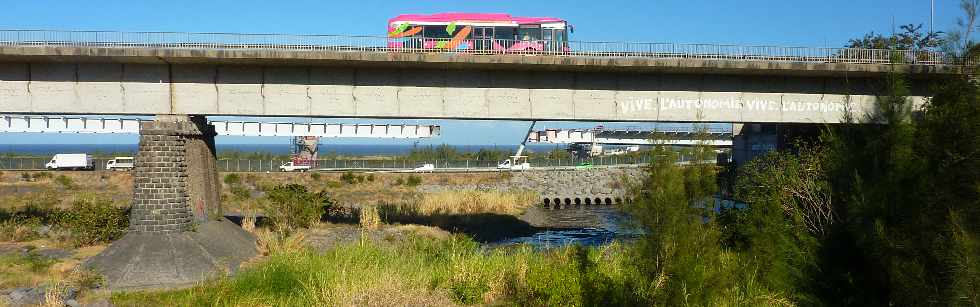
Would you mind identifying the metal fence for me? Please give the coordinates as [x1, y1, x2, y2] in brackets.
[0, 155, 726, 172]
[215, 156, 654, 172]
[0, 29, 956, 65]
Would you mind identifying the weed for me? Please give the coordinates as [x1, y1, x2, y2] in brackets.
[61, 198, 128, 246]
[263, 184, 334, 234]
[366, 174, 375, 182]
[229, 185, 251, 201]
[21, 172, 32, 182]
[340, 171, 358, 184]
[54, 175, 75, 190]
[359, 205, 381, 229]
[223, 173, 242, 185]
[310, 172, 321, 181]
[324, 180, 342, 189]
[406, 175, 422, 187]
[394, 178, 405, 186]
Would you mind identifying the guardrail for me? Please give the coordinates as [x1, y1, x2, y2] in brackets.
[0, 29, 955, 65]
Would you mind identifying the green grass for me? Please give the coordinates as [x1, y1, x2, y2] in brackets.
[112, 235, 643, 306]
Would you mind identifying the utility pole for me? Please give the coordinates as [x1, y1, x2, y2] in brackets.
[931, 0, 936, 33]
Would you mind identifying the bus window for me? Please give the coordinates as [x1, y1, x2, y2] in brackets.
[423, 25, 451, 39]
[494, 27, 516, 40]
[517, 26, 541, 41]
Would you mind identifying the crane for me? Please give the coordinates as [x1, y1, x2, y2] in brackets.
[498, 121, 536, 170]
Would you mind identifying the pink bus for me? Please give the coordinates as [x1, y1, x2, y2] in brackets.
[387, 13, 571, 53]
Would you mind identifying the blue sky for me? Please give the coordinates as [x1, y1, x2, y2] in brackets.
[0, 0, 966, 146]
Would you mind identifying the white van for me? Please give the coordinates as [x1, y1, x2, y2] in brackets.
[106, 157, 135, 171]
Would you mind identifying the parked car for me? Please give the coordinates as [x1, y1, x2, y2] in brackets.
[45, 153, 94, 170]
[105, 157, 135, 171]
[279, 161, 312, 172]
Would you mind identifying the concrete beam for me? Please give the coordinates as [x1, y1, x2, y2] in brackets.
[0, 62, 935, 123]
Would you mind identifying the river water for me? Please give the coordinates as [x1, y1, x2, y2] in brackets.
[490, 206, 640, 248]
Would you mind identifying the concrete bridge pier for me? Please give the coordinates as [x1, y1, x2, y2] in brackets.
[86, 115, 256, 290]
[732, 123, 779, 166]
[732, 123, 824, 166]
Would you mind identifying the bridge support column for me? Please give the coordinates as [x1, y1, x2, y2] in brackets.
[732, 123, 824, 166]
[86, 115, 256, 290]
[732, 123, 778, 166]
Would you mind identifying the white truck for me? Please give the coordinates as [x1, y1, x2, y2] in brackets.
[497, 159, 531, 171]
[105, 157, 135, 171]
[497, 121, 536, 171]
[45, 154, 94, 170]
[279, 161, 312, 172]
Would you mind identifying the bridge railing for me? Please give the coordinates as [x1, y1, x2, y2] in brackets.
[0, 29, 957, 65]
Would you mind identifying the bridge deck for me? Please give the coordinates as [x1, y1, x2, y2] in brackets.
[0, 30, 962, 77]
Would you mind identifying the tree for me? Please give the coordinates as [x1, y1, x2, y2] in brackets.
[847, 24, 943, 50]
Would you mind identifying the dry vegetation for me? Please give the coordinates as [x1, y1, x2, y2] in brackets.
[414, 190, 538, 215]
[219, 171, 513, 213]
[0, 171, 132, 210]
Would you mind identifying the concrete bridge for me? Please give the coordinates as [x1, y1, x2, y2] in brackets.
[0, 29, 960, 288]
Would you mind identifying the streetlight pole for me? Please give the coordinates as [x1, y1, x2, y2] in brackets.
[931, 0, 936, 34]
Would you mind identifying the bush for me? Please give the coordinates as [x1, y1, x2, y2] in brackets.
[62, 198, 128, 246]
[20, 172, 31, 182]
[325, 181, 342, 189]
[394, 178, 404, 186]
[229, 185, 251, 201]
[223, 173, 242, 185]
[340, 171, 358, 185]
[55, 175, 76, 190]
[264, 184, 334, 233]
[33, 172, 52, 180]
[310, 172, 321, 181]
[406, 175, 422, 187]
[366, 174, 375, 182]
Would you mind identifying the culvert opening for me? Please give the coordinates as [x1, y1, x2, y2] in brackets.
[564, 198, 572, 206]
[543, 198, 551, 206]
[574, 198, 581, 205]
[585, 198, 592, 205]
[605, 198, 612, 205]
[594, 198, 602, 205]
[554, 198, 561, 208]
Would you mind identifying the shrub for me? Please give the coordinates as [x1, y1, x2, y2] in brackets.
[264, 184, 334, 234]
[55, 175, 76, 190]
[394, 178, 404, 186]
[61, 198, 129, 246]
[229, 185, 251, 201]
[223, 173, 242, 185]
[33, 172, 52, 180]
[366, 174, 375, 182]
[0, 218, 42, 242]
[325, 181, 342, 189]
[340, 171, 358, 185]
[310, 172, 321, 181]
[20, 172, 31, 182]
[406, 175, 422, 187]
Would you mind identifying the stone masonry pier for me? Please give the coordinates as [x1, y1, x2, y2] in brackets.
[86, 115, 255, 290]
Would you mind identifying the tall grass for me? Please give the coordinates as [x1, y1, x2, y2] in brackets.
[112, 236, 641, 306]
[415, 190, 538, 215]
